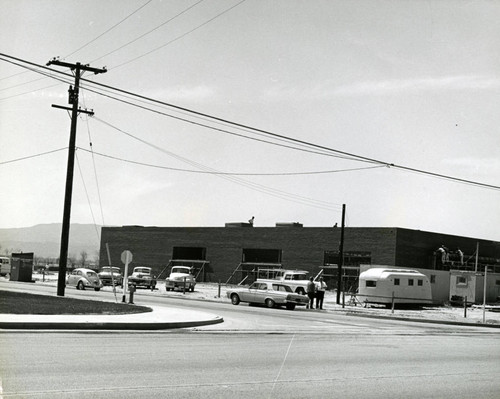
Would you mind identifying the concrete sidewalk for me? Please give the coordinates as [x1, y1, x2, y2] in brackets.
[0, 306, 224, 330]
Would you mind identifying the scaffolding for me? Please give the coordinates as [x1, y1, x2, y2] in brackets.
[226, 262, 283, 285]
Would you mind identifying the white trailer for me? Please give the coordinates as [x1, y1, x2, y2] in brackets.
[358, 268, 433, 306]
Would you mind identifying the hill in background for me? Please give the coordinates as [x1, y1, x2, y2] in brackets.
[0, 223, 101, 260]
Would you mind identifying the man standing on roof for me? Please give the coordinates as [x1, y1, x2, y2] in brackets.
[306, 277, 316, 309]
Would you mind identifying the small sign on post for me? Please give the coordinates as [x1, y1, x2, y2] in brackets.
[121, 250, 133, 303]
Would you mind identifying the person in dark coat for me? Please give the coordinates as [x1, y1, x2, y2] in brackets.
[306, 277, 316, 309]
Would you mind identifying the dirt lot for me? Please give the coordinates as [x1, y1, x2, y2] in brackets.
[21, 272, 500, 326]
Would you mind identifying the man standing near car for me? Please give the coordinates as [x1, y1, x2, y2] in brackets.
[306, 277, 316, 309]
[315, 277, 327, 310]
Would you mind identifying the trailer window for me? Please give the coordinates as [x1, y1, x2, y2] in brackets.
[408, 279, 414, 286]
[417, 279, 423, 286]
[365, 280, 376, 287]
[394, 278, 400, 285]
[456, 276, 467, 286]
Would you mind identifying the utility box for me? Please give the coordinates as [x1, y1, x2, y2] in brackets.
[10, 252, 34, 282]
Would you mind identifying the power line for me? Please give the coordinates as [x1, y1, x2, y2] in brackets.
[91, 0, 206, 63]
[90, 118, 344, 211]
[0, 147, 68, 165]
[65, 0, 154, 59]
[111, 0, 246, 70]
[1, 52, 499, 191]
[76, 147, 385, 176]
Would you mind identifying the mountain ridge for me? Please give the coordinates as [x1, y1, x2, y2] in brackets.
[0, 223, 101, 259]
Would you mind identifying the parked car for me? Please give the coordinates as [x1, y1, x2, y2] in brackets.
[165, 266, 196, 292]
[128, 266, 156, 289]
[66, 268, 103, 291]
[226, 281, 309, 310]
[98, 266, 123, 287]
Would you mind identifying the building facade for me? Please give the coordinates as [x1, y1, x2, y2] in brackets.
[99, 224, 500, 295]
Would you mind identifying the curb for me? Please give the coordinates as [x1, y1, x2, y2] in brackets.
[339, 310, 500, 329]
[0, 316, 224, 330]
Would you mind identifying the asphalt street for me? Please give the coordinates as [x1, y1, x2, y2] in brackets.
[1, 281, 500, 398]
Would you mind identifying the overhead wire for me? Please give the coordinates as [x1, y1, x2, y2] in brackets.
[1, 53, 499, 192]
[75, 147, 386, 176]
[80, 89, 106, 227]
[91, 117, 344, 211]
[75, 151, 102, 242]
[91, 0, 206, 63]
[110, 0, 247, 70]
[65, 0, 154, 59]
[0, 147, 68, 165]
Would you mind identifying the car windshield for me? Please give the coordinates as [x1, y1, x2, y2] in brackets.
[135, 268, 150, 273]
[101, 268, 120, 273]
[272, 284, 293, 292]
[172, 267, 190, 273]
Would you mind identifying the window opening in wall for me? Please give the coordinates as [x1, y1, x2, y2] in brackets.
[242, 248, 282, 264]
[430, 275, 436, 284]
[408, 279, 414, 286]
[170, 247, 210, 282]
[172, 247, 206, 260]
[394, 278, 400, 286]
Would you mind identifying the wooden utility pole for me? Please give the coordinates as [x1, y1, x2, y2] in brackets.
[47, 58, 106, 296]
[336, 204, 346, 304]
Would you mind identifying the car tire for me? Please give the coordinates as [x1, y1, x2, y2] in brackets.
[94, 287, 100, 292]
[77, 281, 85, 290]
[231, 294, 240, 305]
[286, 303, 296, 310]
[265, 298, 275, 308]
[190, 286, 194, 292]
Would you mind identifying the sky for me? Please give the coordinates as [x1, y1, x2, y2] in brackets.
[1, 0, 499, 242]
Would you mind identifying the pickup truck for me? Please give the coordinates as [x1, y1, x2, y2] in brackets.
[256, 269, 311, 295]
[165, 266, 196, 292]
[98, 266, 123, 287]
[127, 266, 156, 289]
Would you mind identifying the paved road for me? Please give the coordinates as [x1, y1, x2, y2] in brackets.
[1, 282, 500, 398]
[1, 329, 499, 398]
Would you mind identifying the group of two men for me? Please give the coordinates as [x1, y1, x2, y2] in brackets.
[306, 276, 327, 310]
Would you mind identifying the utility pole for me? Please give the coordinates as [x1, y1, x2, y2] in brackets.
[336, 204, 346, 304]
[47, 58, 106, 296]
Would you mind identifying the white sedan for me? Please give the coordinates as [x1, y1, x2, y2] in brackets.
[66, 268, 103, 291]
[226, 281, 309, 310]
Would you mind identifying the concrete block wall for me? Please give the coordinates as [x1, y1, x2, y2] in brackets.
[100, 226, 401, 281]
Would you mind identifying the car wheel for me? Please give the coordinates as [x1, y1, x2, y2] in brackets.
[265, 298, 275, 308]
[190, 286, 194, 292]
[286, 303, 296, 310]
[231, 294, 240, 305]
[77, 281, 85, 290]
[166, 287, 171, 291]
[94, 287, 100, 292]
[296, 288, 305, 295]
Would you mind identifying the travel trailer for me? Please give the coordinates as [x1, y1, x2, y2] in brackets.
[358, 268, 433, 306]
